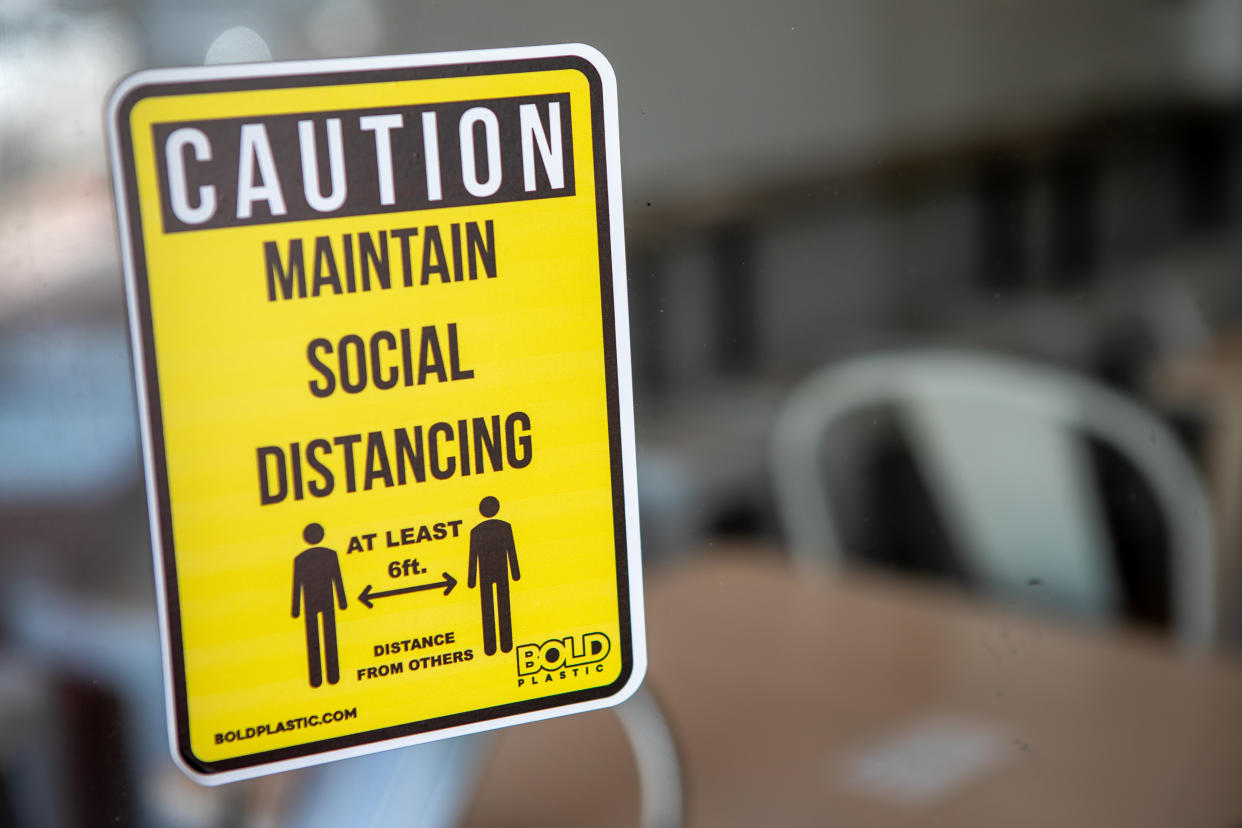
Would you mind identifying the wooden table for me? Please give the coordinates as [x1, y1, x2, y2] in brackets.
[463, 553, 1242, 828]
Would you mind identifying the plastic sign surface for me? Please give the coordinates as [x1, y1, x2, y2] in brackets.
[107, 44, 644, 784]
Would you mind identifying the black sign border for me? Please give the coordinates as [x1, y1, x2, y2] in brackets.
[112, 53, 633, 776]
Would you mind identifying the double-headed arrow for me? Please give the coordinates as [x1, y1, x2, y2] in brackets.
[358, 572, 457, 609]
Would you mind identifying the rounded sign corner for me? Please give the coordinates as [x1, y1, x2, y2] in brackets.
[106, 69, 154, 123]
[170, 740, 227, 787]
[607, 646, 649, 709]
[556, 43, 618, 87]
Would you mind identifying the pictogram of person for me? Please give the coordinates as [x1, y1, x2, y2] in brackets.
[292, 523, 347, 687]
[468, 496, 520, 656]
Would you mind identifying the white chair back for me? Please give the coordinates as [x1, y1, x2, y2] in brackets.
[771, 349, 1216, 648]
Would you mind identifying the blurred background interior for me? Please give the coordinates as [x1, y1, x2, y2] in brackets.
[5, 1, 1242, 826]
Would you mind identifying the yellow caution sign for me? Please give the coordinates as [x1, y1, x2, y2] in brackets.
[107, 44, 644, 784]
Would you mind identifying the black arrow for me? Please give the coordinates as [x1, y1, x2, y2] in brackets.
[358, 572, 457, 609]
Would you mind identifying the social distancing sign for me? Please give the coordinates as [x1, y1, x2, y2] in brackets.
[107, 44, 644, 783]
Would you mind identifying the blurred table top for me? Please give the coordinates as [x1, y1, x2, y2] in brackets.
[463, 550, 1242, 828]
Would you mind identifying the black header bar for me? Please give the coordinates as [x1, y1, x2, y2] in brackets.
[152, 93, 574, 232]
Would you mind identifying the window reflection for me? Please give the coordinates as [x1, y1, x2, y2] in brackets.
[4, 2, 1242, 826]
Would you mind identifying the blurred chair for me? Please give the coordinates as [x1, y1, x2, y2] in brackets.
[289, 685, 682, 828]
[771, 348, 1216, 649]
[616, 685, 684, 828]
